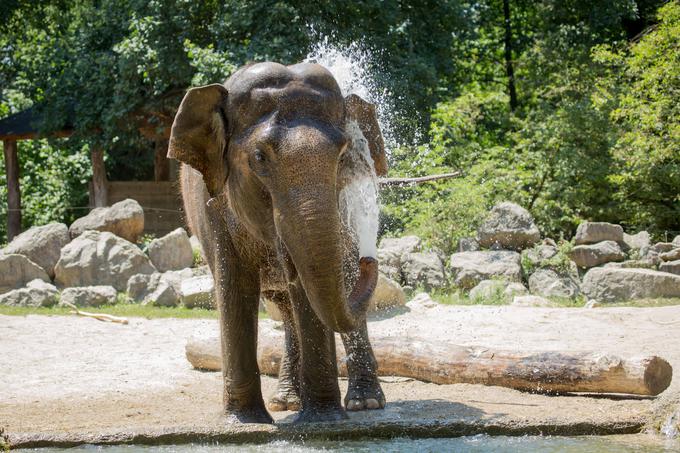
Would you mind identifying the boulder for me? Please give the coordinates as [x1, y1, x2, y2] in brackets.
[659, 260, 680, 276]
[0, 254, 50, 295]
[127, 273, 161, 302]
[457, 237, 479, 252]
[401, 252, 446, 291]
[660, 248, 680, 262]
[376, 235, 422, 280]
[511, 295, 556, 307]
[368, 275, 407, 311]
[59, 286, 118, 307]
[650, 242, 675, 254]
[569, 241, 625, 269]
[181, 275, 215, 309]
[3, 223, 69, 278]
[604, 259, 657, 270]
[262, 296, 282, 321]
[69, 199, 144, 243]
[477, 202, 540, 251]
[582, 267, 680, 302]
[406, 292, 438, 310]
[521, 244, 558, 270]
[585, 300, 601, 309]
[469, 279, 528, 303]
[160, 268, 196, 293]
[528, 269, 580, 299]
[449, 251, 522, 289]
[622, 231, 651, 251]
[673, 235, 680, 247]
[143, 280, 180, 307]
[147, 228, 194, 272]
[0, 279, 58, 307]
[574, 222, 623, 245]
[54, 231, 156, 291]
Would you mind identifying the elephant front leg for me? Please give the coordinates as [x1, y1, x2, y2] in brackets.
[289, 281, 347, 423]
[265, 291, 301, 412]
[341, 322, 386, 411]
[213, 261, 273, 424]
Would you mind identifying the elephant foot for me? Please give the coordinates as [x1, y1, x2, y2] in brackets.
[293, 404, 348, 423]
[267, 391, 301, 412]
[224, 405, 274, 424]
[344, 378, 386, 411]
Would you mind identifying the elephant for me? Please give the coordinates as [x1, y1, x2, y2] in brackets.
[167, 61, 388, 423]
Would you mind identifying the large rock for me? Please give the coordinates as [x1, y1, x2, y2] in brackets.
[660, 248, 680, 262]
[143, 280, 180, 307]
[0, 279, 58, 307]
[0, 254, 50, 295]
[582, 267, 680, 302]
[659, 260, 680, 276]
[477, 202, 540, 251]
[368, 275, 407, 311]
[376, 235, 422, 281]
[3, 223, 69, 278]
[54, 231, 156, 291]
[127, 273, 162, 302]
[528, 269, 580, 299]
[574, 222, 623, 245]
[521, 244, 558, 271]
[449, 251, 522, 289]
[69, 199, 144, 243]
[457, 237, 479, 252]
[180, 275, 215, 309]
[650, 242, 675, 254]
[673, 235, 680, 247]
[569, 241, 625, 269]
[469, 279, 528, 303]
[401, 252, 446, 290]
[59, 286, 118, 307]
[511, 295, 556, 307]
[147, 228, 194, 272]
[622, 231, 651, 251]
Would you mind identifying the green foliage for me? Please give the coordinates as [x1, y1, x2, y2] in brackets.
[192, 247, 204, 267]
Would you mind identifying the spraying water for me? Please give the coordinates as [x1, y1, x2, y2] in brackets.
[305, 40, 391, 258]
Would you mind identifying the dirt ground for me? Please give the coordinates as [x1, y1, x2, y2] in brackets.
[2, 303, 680, 448]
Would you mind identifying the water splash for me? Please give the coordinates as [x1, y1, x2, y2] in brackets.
[305, 40, 388, 258]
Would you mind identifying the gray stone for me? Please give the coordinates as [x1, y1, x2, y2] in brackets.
[59, 286, 118, 307]
[673, 235, 680, 247]
[143, 280, 179, 307]
[469, 280, 528, 303]
[147, 228, 194, 272]
[180, 275, 215, 309]
[528, 269, 580, 299]
[69, 199, 144, 243]
[574, 222, 623, 245]
[377, 235, 422, 281]
[660, 248, 680, 262]
[650, 242, 675, 254]
[55, 231, 156, 291]
[160, 268, 195, 293]
[585, 300, 601, 308]
[127, 273, 161, 302]
[511, 295, 556, 307]
[401, 252, 446, 291]
[449, 251, 522, 289]
[622, 231, 651, 251]
[406, 292, 438, 310]
[582, 267, 680, 302]
[604, 259, 657, 270]
[0, 279, 58, 307]
[0, 254, 50, 295]
[4, 223, 69, 278]
[457, 237, 479, 252]
[569, 241, 625, 269]
[368, 274, 407, 311]
[659, 260, 680, 276]
[477, 202, 540, 251]
[521, 244, 558, 270]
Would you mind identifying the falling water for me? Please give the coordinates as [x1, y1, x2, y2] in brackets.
[305, 40, 392, 258]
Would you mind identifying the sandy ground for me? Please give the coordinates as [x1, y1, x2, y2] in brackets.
[2, 303, 680, 448]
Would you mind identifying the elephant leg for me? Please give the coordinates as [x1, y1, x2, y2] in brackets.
[266, 291, 301, 412]
[288, 280, 346, 422]
[341, 322, 386, 411]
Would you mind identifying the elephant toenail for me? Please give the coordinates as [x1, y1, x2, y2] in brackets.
[365, 398, 380, 409]
[346, 399, 364, 411]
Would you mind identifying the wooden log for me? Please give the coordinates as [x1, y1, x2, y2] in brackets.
[186, 324, 672, 396]
[378, 171, 462, 186]
[90, 147, 108, 208]
[3, 140, 21, 240]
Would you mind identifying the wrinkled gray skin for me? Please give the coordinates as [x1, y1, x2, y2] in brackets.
[168, 62, 387, 423]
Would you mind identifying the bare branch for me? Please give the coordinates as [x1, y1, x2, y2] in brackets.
[378, 171, 463, 186]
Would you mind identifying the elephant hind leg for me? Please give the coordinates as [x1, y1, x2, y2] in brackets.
[341, 322, 386, 411]
[264, 291, 301, 412]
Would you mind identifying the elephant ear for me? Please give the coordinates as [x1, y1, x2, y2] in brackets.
[344, 94, 388, 177]
[168, 84, 229, 197]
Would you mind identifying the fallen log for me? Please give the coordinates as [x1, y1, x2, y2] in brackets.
[378, 171, 462, 186]
[186, 324, 672, 396]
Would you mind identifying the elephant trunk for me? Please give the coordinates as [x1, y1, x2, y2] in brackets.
[275, 189, 378, 333]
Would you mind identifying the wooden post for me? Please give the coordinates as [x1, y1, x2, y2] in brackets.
[3, 140, 21, 240]
[154, 139, 170, 182]
[90, 147, 108, 208]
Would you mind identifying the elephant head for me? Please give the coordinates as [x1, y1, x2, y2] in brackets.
[168, 62, 387, 332]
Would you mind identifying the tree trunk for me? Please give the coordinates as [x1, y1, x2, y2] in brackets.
[90, 148, 108, 208]
[3, 140, 21, 240]
[503, 0, 518, 110]
[186, 326, 672, 396]
[154, 139, 170, 182]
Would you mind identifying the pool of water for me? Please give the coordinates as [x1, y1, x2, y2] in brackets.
[18, 435, 680, 452]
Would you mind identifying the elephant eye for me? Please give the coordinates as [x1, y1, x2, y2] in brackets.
[254, 150, 266, 162]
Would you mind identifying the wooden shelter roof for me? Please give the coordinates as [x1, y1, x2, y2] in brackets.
[0, 107, 73, 141]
